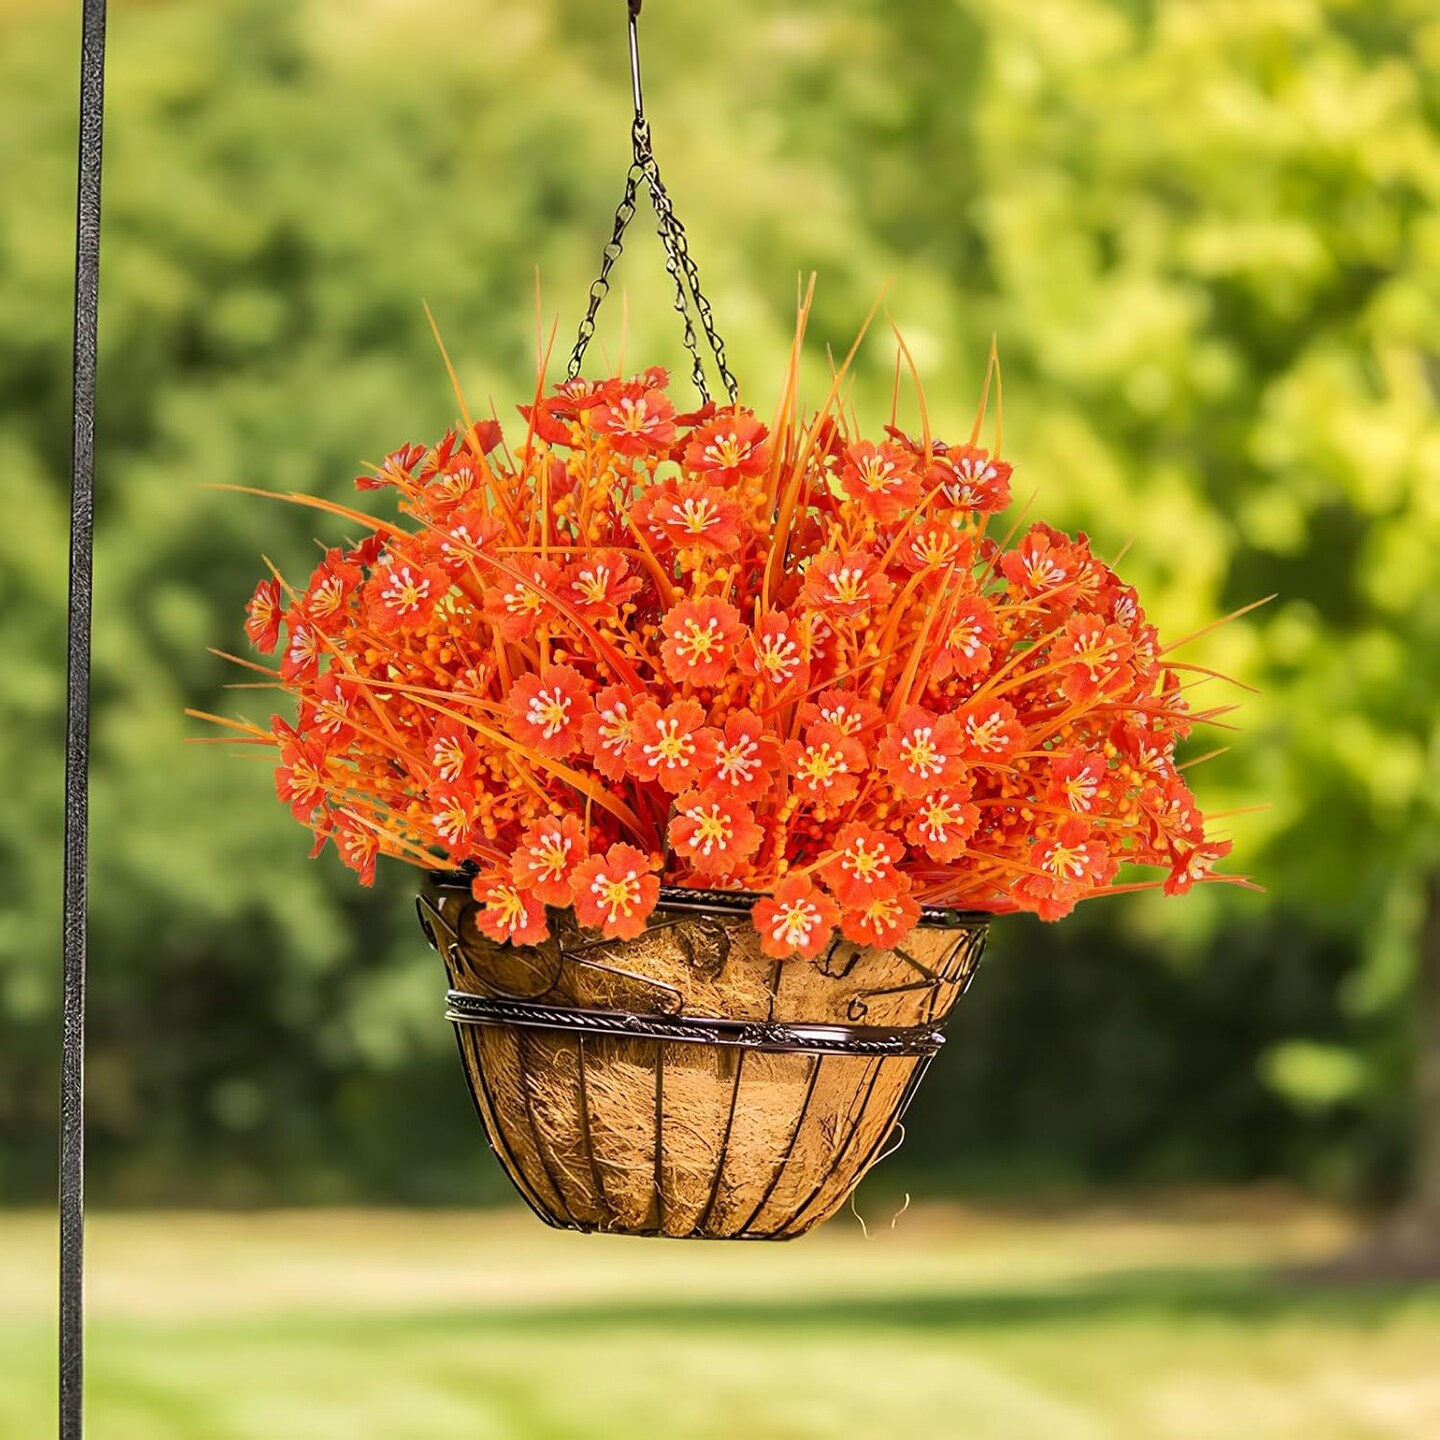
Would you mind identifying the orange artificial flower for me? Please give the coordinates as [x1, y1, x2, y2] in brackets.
[667, 789, 764, 876]
[703, 709, 779, 803]
[781, 722, 865, 806]
[580, 684, 641, 782]
[506, 664, 594, 759]
[571, 843, 661, 939]
[683, 411, 771, 483]
[510, 813, 590, 906]
[840, 880, 921, 949]
[471, 870, 550, 946]
[752, 876, 840, 960]
[877, 706, 967, 798]
[840, 440, 922, 523]
[245, 578, 283, 652]
[626, 699, 718, 793]
[821, 823, 905, 909]
[660, 597, 743, 686]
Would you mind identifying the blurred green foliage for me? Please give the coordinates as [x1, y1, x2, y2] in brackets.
[1, 0, 1436, 1205]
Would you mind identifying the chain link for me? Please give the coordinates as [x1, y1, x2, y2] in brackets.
[566, 159, 643, 383]
[639, 122, 739, 404]
[635, 120, 711, 404]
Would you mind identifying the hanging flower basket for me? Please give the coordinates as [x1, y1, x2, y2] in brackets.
[197, 2, 1246, 1238]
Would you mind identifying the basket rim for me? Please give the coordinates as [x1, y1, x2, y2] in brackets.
[423, 868, 993, 931]
[444, 989, 946, 1055]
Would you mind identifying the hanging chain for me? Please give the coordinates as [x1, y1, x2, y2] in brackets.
[637, 120, 739, 404]
[565, 158, 643, 385]
[567, 0, 738, 404]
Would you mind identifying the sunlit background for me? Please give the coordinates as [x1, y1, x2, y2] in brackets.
[3, 0, 1439, 1434]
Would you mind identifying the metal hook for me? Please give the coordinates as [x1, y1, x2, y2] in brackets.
[627, 0, 645, 119]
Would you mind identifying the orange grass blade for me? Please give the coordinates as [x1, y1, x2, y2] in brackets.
[204, 485, 407, 540]
[968, 336, 998, 448]
[763, 285, 890, 609]
[1177, 746, 1230, 770]
[183, 708, 273, 741]
[207, 646, 280, 678]
[1162, 595, 1275, 654]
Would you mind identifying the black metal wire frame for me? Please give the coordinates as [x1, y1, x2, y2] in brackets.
[426, 879, 989, 1240]
[61, 2, 106, 1435]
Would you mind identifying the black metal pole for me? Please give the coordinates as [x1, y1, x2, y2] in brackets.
[62, 2, 106, 1436]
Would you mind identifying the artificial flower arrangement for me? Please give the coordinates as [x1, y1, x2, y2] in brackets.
[207, 332, 1236, 952]
[199, 296, 1252, 1239]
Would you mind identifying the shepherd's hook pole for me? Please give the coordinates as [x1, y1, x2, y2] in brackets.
[62, 2, 107, 1436]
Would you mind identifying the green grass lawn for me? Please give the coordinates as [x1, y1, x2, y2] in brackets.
[4, 1199, 1439, 1439]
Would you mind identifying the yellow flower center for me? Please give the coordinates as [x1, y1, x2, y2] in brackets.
[690, 809, 732, 851]
[948, 622, 982, 656]
[801, 746, 842, 783]
[647, 719, 692, 764]
[924, 800, 959, 833]
[596, 873, 639, 916]
[506, 585, 544, 615]
[863, 897, 901, 927]
[858, 458, 897, 491]
[774, 902, 817, 945]
[678, 620, 722, 661]
[492, 888, 527, 928]
[618, 398, 652, 434]
[913, 534, 953, 565]
[434, 738, 467, 778]
[530, 836, 570, 880]
[573, 566, 613, 604]
[1043, 842, 1086, 880]
[704, 433, 747, 468]
[677, 498, 719, 533]
[900, 730, 942, 776]
[1024, 555, 1065, 586]
[759, 637, 796, 674]
[964, 711, 1010, 752]
[311, 576, 346, 617]
[526, 688, 572, 738]
[844, 845, 884, 880]
[716, 740, 757, 781]
[383, 567, 431, 613]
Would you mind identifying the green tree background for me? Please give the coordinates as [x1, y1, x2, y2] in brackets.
[2, 0, 1436, 1217]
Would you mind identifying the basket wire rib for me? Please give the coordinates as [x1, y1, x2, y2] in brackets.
[776, 1057, 884, 1239]
[801, 1053, 935, 1239]
[695, 1046, 748, 1234]
[651, 1048, 667, 1233]
[516, 1028, 577, 1225]
[734, 1054, 823, 1237]
[570, 1036, 610, 1226]
[460, 1028, 553, 1226]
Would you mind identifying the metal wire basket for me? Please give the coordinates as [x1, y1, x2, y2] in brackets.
[419, 874, 988, 1239]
